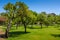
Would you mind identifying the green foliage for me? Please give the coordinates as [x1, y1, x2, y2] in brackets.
[1, 1, 60, 28]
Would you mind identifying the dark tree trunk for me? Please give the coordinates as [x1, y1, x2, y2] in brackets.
[5, 29, 9, 38]
[21, 17, 27, 33]
[40, 22, 42, 29]
[23, 23, 27, 33]
[31, 23, 34, 28]
[21, 16, 27, 33]
[41, 24, 42, 29]
[5, 19, 11, 38]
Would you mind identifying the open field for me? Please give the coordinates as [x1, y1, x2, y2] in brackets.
[1, 25, 59, 40]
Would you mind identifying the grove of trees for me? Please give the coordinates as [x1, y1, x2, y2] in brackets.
[0, 1, 60, 38]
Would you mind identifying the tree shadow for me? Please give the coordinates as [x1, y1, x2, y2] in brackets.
[51, 34, 60, 37]
[9, 31, 30, 37]
[27, 27, 40, 29]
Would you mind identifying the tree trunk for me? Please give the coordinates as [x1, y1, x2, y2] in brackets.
[5, 19, 11, 38]
[5, 29, 8, 38]
[21, 17, 27, 33]
[40, 23, 42, 29]
[16, 23, 18, 29]
[24, 23, 27, 33]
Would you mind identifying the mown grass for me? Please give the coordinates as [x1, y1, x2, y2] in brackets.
[2, 25, 60, 40]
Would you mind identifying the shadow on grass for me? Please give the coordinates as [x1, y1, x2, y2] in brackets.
[27, 27, 40, 29]
[51, 34, 60, 37]
[27, 27, 47, 29]
[9, 31, 30, 37]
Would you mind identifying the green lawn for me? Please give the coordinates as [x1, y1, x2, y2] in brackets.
[4, 25, 60, 40]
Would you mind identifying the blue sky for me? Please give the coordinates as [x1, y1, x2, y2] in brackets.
[0, 0, 60, 15]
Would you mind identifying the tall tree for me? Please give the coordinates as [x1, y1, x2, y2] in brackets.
[15, 2, 32, 33]
[37, 12, 47, 29]
[4, 3, 16, 38]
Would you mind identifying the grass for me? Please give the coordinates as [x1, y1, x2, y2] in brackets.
[1, 25, 60, 40]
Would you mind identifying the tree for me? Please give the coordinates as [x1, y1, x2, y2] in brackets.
[55, 15, 60, 27]
[15, 2, 32, 33]
[37, 12, 47, 29]
[47, 13, 55, 26]
[4, 3, 16, 38]
[28, 10, 37, 28]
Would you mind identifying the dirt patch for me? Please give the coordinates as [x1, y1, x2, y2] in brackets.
[0, 38, 5, 40]
[0, 28, 5, 40]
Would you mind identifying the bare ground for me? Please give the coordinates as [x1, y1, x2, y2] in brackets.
[0, 26, 5, 40]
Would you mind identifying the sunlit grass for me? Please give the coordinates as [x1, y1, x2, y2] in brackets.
[2, 25, 60, 40]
